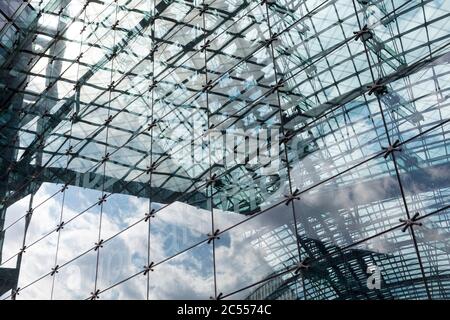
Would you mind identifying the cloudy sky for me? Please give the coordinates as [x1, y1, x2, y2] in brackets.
[0, 182, 280, 300]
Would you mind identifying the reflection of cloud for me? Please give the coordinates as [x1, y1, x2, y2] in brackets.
[215, 231, 272, 299]
[2, 182, 277, 300]
[1, 196, 29, 268]
[148, 244, 215, 300]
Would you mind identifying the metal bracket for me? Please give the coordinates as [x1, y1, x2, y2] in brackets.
[144, 209, 156, 222]
[294, 258, 311, 275]
[207, 229, 220, 244]
[265, 32, 279, 48]
[94, 239, 104, 251]
[143, 262, 155, 275]
[367, 78, 388, 96]
[200, 40, 211, 53]
[353, 24, 373, 42]
[97, 194, 108, 205]
[90, 289, 100, 300]
[50, 265, 60, 276]
[56, 222, 65, 232]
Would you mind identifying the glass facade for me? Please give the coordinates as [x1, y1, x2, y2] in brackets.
[0, 0, 450, 300]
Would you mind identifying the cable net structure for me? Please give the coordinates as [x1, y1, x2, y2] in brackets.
[1, 0, 450, 300]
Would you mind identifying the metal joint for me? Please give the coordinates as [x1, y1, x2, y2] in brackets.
[107, 81, 116, 91]
[284, 188, 300, 206]
[145, 162, 159, 174]
[294, 258, 311, 275]
[65, 146, 74, 156]
[60, 183, 69, 193]
[206, 173, 218, 187]
[70, 112, 79, 123]
[210, 292, 224, 300]
[202, 80, 213, 93]
[104, 115, 113, 125]
[400, 212, 422, 232]
[280, 130, 295, 145]
[12, 288, 20, 299]
[147, 119, 159, 131]
[97, 194, 107, 205]
[56, 221, 65, 232]
[76, 53, 83, 63]
[207, 229, 220, 244]
[382, 139, 402, 159]
[270, 78, 284, 94]
[261, 0, 275, 6]
[149, 81, 158, 91]
[94, 239, 104, 251]
[26, 208, 33, 218]
[367, 78, 388, 96]
[101, 153, 110, 164]
[265, 32, 279, 48]
[150, 45, 159, 56]
[200, 40, 211, 53]
[199, 4, 209, 15]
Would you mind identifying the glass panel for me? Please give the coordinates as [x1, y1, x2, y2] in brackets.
[96, 217, 148, 299]
[148, 242, 214, 300]
[52, 251, 97, 300]
[215, 202, 300, 299]
[149, 201, 211, 264]
[15, 234, 56, 300]
[54, 186, 101, 267]
[0, 196, 29, 269]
